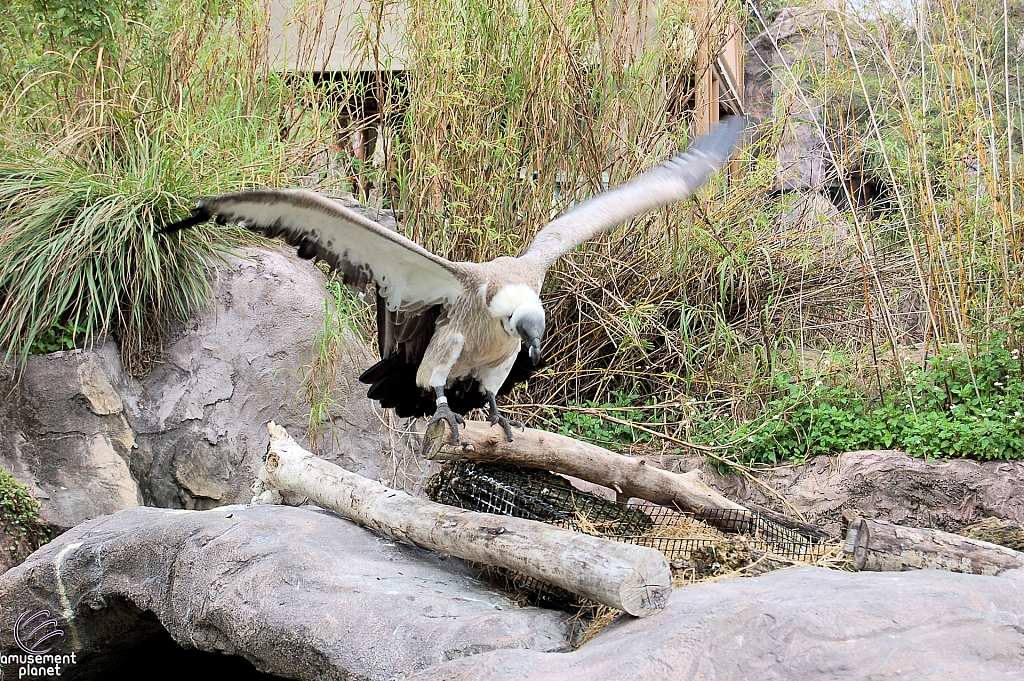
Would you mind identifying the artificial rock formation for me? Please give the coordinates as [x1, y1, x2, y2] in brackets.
[3, 504, 1022, 681]
[407, 566, 1024, 681]
[0, 244, 425, 529]
[674, 449, 1024, 537]
[0, 505, 571, 681]
[0, 345, 142, 529]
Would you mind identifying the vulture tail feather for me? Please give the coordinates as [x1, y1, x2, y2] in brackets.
[360, 345, 541, 418]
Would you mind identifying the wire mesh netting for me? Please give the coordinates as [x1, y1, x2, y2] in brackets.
[425, 461, 835, 610]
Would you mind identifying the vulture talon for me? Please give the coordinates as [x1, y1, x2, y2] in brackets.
[486, 391, 524, 442]
[488, 412, 525, 442]
[427, 403, 465, 443]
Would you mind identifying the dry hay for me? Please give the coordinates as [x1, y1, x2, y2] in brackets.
[642, 511, 847, 583]
[571, 508, 847, 645]
[573, 605, 624, 649]
[961, 518, 1024, 552]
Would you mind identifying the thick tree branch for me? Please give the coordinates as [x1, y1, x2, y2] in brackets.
[255, 422, 672, 617]
[422, 420, 747, 513]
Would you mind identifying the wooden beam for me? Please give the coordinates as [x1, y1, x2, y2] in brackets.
[255, 422, 672, 617]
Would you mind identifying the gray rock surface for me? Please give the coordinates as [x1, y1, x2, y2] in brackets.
[745, 7, 844, 191]
[6, 503, 1022, 681]
[0, 505, 571, 681]
[671, 449, 1024, 537]
[0, 245, 427, 529]
[409, 567, 1024, 681]
[0, 345, 143, 529]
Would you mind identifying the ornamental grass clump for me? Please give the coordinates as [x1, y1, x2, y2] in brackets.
[0, 0, 341, 374]
[0, 140, 240, 374]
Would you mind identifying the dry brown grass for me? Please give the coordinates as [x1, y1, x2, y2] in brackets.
[570, 508, 847, 644]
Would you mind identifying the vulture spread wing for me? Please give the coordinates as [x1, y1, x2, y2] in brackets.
[519, 116, 745, 271]
[161, 188, 478, 419]
[162, 189, 468, 316]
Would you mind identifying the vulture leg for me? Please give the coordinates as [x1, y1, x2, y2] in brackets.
[426, 387, 466, 443]
[486, 391, 524, 442]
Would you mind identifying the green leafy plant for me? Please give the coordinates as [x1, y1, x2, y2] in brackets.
[8, 0, 152, 60]
[545, 334, 1024, 465]
[28, 321, 87, 354]
[544, 389, 663, 451]
[698, 334, 1024, 464]
[0, 467, 49, 568]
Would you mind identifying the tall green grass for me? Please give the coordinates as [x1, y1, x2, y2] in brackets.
[4, 0, 1022, 462]
[0, 0, 341, 373]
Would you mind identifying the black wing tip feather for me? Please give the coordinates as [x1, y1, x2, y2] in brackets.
[158, 204, 211, 234]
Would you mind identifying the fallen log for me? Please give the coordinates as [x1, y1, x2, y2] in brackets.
[422, 420, 747, 514]
[254, 422, 672, 617]
[844, 517, 1024, 575]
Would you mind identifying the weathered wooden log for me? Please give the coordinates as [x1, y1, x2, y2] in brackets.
[844, 517, 1024, 575]
[422, 420, 747, 514]
[254, 422, 672, 617]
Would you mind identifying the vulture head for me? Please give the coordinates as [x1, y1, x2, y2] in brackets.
[492, 283, 546, 365]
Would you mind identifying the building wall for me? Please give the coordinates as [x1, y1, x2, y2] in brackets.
[268, 0, 744, 131]
[268, 0, 407, 71]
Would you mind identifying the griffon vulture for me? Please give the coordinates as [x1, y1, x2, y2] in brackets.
[162, 116, 744, 441]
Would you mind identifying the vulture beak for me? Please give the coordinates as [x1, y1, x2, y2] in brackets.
[528, 339, 542, 365]
[515, 308, 545, 366]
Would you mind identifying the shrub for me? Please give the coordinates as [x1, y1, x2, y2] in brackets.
[0, 467, 49, 568]
[701, 334, 1024, 464]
